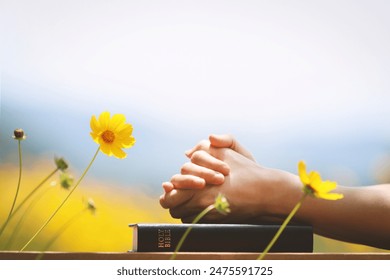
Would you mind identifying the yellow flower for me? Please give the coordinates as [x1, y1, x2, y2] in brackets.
[90, 112, 135, 159]
[214, 193, 231, 215]
[298, 160, 343, 200]
[258, 160, 344, 260]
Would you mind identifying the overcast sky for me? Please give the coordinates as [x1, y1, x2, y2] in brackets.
[1, 1, 390, 188]
[2, 0, 389, 132]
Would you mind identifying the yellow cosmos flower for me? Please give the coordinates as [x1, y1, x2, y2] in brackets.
[258, 160, 344, 260]
[90, 111, 135, 159]
[298, 160, 343, 200]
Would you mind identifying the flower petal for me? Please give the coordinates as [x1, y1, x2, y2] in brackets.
[116, 124, 133, 139]
[110, 114, 126, 131]
[315, 192, 344, 200]
[90, 115, 101, 133]
[117, 123, 133, 136]
[121, 136, 136, 148]
[319, 181, 337, 193]
[308, 171, 322, 189]
[98, 112, 110, 130]
[298, 161, 310, 185]
[111, 143, 127, 159]
[99, 141, 113, 157]
[90, 132, 100, 143]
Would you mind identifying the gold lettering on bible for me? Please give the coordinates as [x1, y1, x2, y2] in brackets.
[157, 229, 171, 248]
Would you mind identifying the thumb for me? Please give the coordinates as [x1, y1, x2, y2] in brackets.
[209, 134, 256, 161]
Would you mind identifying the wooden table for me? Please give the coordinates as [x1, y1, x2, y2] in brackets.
[1, 251, 389, 260]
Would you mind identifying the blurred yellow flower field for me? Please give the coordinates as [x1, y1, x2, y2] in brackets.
[0, 160, 176, 252]
[0, 161, 386, 253]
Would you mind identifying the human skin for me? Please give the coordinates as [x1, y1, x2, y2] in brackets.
[160, 135, 390, 249]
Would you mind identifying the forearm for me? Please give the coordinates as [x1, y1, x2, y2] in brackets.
[266, 171, 390, 249]
[301, 184, 390, 249]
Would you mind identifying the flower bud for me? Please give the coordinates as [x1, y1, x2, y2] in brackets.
[214, 193, 231, 215]
[60, 172, 74, 190]
[55, 157, 69, 171]
[13, 129, 26, 140]
[86, 198, 97, 215]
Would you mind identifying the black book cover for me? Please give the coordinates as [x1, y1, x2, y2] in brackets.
[130, 223, 313, 252]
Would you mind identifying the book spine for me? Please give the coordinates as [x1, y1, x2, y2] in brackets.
[133, 224, 313, 252]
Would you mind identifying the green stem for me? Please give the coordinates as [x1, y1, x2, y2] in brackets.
[3, 187, 52, 250]
[257, 193, 307, 260]
[170, 204, 215, 260]
[36, 208, 88, 260]
[10, 140, 23, 216]
[14, 168, 59, 216]
[0, 167, 59, 238]
[1, 140, 23, 239]
[19, 147, 100, 252]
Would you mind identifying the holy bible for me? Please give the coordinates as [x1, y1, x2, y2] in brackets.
[129, 223, 313, 252]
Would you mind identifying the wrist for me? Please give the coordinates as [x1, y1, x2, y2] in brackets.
[262, 168, 304, 219]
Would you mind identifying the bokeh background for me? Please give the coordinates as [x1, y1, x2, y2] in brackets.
[1, 0, 389, 252]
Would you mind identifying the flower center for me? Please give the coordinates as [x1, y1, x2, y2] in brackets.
[303, 184, 315, 195]
[101, 130, 115, 143]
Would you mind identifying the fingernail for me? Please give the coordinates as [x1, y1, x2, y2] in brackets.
[185, 149, 192, 158]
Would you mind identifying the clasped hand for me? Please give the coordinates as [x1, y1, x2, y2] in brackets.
[159, 134, 297, 224]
